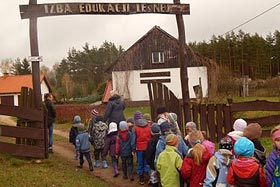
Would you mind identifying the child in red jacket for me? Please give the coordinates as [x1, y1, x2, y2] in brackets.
[181, 131, 212, 187]
[227, 137, 266, 187]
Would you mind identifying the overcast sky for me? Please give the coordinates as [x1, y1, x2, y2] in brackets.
[1, 0, 279, 69]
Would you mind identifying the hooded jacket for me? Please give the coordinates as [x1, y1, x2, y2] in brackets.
[227, 157, 266, 187]
[75, 131, 91, 153]
[204, 149, 234, 187]
[104, 95, 125, 124]
[266, 148, 278, 187]
[156, 145, 183, 187]
[116, 130, 134, 157]
[181, 146, 212, 187]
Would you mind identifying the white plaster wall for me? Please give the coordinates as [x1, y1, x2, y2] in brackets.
[41, 80, 50, 100]
[112, 66, 208, 101]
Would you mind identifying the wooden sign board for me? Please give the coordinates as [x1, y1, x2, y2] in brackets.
[20, 3, 190, 19]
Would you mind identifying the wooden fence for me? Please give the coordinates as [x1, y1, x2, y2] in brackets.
[0, 87, 48, 158]
[148, 82, 280, 142]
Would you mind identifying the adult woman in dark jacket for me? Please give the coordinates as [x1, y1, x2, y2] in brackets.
[104, 90, 125, 125]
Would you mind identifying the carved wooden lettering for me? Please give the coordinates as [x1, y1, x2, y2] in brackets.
[20, 3, 190, 19]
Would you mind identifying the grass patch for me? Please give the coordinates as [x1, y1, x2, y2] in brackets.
[124, 106, 150, 119]
[0, 153, 109, 187]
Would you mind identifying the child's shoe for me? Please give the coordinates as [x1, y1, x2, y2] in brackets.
[139, 175, 145, 185]
[89, 165, 93, 171]
[102, 160, 108, 168]
[94, 160, 100, 167]
[113, 165, 119, 177]
[123, 175, 128, 179]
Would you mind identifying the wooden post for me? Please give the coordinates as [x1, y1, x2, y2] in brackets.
[173, 0, 191, 122]
[29, 0, 42, 110]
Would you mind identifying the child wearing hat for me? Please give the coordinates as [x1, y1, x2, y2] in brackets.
[156, 134, 183, 187]
[102, 122, 119, 176]
[227, 118, 247, 144]
[204, 136, 234, 187]
[227, 137, 266, 187]
[69, 115, 81, 159]
[132, 111, 151, 185]
[88, 115, 108, 168]
[126, 117, 135, 132]
[145, 123, 161, 187]
[116, 121, 135, 181]
[156, 106, 168, 125]
[181, 130, 212, 187]
[75, 121, 93, 171]
[243, 123, 266, 167]
[266, 125, 280, 187]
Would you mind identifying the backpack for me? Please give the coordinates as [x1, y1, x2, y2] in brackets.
[69, 127, 78, 145]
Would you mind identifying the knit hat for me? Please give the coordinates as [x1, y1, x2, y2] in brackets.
[143, 113, 151, 121]
[127, 117, 134, 124]
[151, 123, 160, 134]
[73, 115, 81, 124]
[166, 134, 179, 146]
[219, 136, 233, 150]
[108, 122, 118, 134]
[135, 118, 148, 127]
[243, 123, 262, 140]
[157, 106, 168, 115]
[91, 109, 99, 117]
[185, 121, 197, 130]
[119, 121, 128, 131]
[234, 137, 254, 157]
[160, 122, 171, 133]
[233, 118, 247, 131]
[134, 111, 143, 121]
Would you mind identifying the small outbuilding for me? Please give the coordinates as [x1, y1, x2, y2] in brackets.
[0, 73, 52, 106]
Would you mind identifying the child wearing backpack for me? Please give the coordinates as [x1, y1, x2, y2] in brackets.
[69, 115, 81, 159]
[204, 136, 234, 187]
[266, 125, 280, 187]
[88, 115, 108, 168]
[227, 137, 266, 187]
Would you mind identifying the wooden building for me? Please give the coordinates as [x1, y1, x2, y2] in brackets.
[0, 74, 52, 106]
[105, 26, 218, 102]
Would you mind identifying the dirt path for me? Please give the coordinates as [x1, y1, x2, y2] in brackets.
[53, 129, 146, 187]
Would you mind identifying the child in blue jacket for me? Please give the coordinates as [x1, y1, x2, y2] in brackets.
[76, 122, 93, 171]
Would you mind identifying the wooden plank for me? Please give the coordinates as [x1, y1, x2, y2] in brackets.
[207, 104, 216, 142]
[192, 105, 199, 125]
[216, 104, 224, 141]
[0, 142, 45, 158]
[200, 105, 207, 131]
[158, 83, 163, 107]
[140, 71, 170, 78]
[223, 105, 232, 134]
[20, 3, 190, 19]
[140, 79, 171, 84]
[147, 83, 156, 122]
[242, 115, 280, 127]
[231, 100, 280, 112]
[0, 105, 43, 122]
[164, 85, 170, 110]
[0, 125, 44, 140]
[152, 82, 158, 115]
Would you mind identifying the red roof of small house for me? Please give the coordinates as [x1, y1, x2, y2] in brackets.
[0, 74, 49, 94]
[102, 80, 112, 103]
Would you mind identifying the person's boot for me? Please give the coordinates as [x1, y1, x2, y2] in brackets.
[94, 160, 100, 167]
[113, 165, 119, 177]
[102, 160, 108, 168]
[89, 164, 94, 171]
[139, 174, 145, 185]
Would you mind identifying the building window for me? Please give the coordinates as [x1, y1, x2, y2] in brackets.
[152, 52, 164, 63]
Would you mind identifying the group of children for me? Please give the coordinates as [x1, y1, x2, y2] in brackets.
[68, 107, 280, 187]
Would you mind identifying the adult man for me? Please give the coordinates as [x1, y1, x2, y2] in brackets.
[44, 93, 56, 152]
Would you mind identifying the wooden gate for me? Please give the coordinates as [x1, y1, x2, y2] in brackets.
[148, 81, 183, 131]
[0, 87, 48, 158]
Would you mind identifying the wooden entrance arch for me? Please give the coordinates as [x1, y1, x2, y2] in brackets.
[19, 0, 191, 121]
